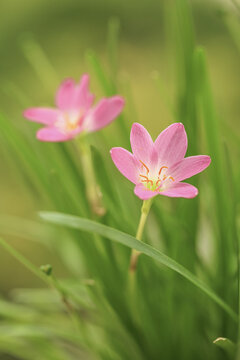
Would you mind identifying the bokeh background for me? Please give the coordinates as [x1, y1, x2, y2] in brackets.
[1, 0, 239, 291]
[0, 0, 240, 358]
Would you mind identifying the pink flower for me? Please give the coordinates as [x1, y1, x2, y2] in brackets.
[23, 74, 125, 142]
[110, 123, 211, 200]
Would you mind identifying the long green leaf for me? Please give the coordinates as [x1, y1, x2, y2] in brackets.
[39, 211, 237, 321]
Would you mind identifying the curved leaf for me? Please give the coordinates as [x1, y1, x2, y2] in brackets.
[39, 211, 237, 321]
[213, 337, 236, 357]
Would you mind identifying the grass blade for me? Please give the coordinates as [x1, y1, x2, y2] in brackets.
[39, 211, 237, 321]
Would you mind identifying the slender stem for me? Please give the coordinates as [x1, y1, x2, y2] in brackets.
[50, 274, 82, 332]
[0, 237, 51, 285]
[0, 237, 80, 330]
[129, 198, 153, 273]
[236, 231, 240, 359]
[76, 137, 105, 216]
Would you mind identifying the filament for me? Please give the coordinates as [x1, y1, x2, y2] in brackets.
[139, 160, 150, 174]
[139, 162, 174, 192]
[139, 175, 149, 180]
[158, 166, 168, 176]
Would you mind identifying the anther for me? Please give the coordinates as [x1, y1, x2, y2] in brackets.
[139, 160, 150, 174]
[139, 175, 149, 180]
[158, 166, 168, 176]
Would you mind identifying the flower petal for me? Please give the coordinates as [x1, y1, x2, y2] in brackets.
[84, 96, 125, 132]
[36, 127, 72, 142]
[110, 147, 139, 184]
[23, 108, 59, 125]
[55, 78, 75, 110]
[134, 183, 158, 200]
[130, 123, 155, 165]
[71, 74, 94, 110]
[56, 75, 94, 111]
[154, 123, 187, 167]
[170, 155, 211, 182]
[160, 182, 198, 198]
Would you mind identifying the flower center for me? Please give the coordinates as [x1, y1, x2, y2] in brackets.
[55, 110, 84, 134]
[139, 160, 175, 192]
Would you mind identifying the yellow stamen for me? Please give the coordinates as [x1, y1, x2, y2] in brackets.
[158, 166, 168, 176]
[139, 160, 149, 174]
[139, 175, 149, 180]
[139, 161, 174, 192]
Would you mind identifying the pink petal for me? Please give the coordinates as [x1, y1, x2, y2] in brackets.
[71, 74, 94, 110]
[84, 96, 125, 132]
[170, 155, 211, 182]
[154, 123, 188, 167]
[23, 108, 60, 125]
[56, 75, 94, 112]
[55, 78, 75, 111]
[134, 183, 158, 200]
[110, 147, 139, 184]
[36, 127, 72, 142]
[160, 182, 198, 198]
[130, 123, 156, 165]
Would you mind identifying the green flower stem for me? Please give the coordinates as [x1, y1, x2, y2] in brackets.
[129, 198, 153, 273]
[0, 237, 79, 330]
[0, 237, 51, 285]
[49, 274, 82, 333]
[77, 137, 105, 216]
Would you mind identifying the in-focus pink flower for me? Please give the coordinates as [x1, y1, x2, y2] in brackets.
[24, 74, 125, 142]
[110, 123, 211, 200]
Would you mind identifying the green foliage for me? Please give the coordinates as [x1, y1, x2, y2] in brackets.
[0, 1, 239, 359]
[39, 211, 237, 321]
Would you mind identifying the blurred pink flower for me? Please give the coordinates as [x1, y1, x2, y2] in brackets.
[111, 123, 211, 200]
[24, 74, 125, 142]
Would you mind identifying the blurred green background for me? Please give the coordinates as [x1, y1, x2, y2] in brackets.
[0, 0, 240, 290]
[0, 1, 240, 359]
